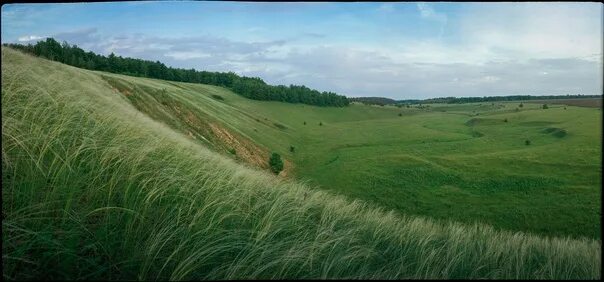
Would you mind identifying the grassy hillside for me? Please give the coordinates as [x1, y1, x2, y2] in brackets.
[75, 58, 601, 239]
[2, 47, 601, 280]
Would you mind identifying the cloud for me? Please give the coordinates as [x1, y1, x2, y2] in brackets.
[164, 51, 211, 60]
[11, 28, 600, 99]
[14, 28, 100, 48]
[301, 32, 326, 39]
[458, 3, 602, 61]
[3, 2, 601, 99]
[416, 3, 448, 38]
[417, 3, 446, 21]
[17, 35, 45, 42]
[54, 28, 99, 45]
[249, 46, 602, 98]
[376, 3, 395, 13]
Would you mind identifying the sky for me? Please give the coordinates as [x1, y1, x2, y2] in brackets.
[1, 1, 603, 99]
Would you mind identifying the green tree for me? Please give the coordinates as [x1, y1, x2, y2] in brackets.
[269, 153, 284, 174]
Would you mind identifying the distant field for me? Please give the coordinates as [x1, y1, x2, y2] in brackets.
[525, 98, 602, 108]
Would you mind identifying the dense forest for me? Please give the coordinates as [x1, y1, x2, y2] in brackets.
[4, 38, 349, 107]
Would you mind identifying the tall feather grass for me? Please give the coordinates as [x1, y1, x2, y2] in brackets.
[2, 47, 600, 280]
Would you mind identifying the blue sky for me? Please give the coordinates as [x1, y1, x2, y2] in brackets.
[2, 1, 602, 99]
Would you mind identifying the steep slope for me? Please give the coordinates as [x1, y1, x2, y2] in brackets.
[98, 73, 274, 171]
[1, 47, 600, 280]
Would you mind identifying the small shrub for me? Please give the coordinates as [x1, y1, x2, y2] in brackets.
[504, 118, 508, 122]
[542, 104, 548, 109]
[269, 152, 284, 174]
[398, 113, 402, 117]
[303, 121, 306, 125]
[319, 122, 323, 126]
[564, 107, 567, 110]
[228, 148, 236, 155]
[553, 129, 567, 138]
[519, 103, 523, 108]
[289, 146, 295, 153]
[525, 139, 531, 145]
[211, 94, 224, 101]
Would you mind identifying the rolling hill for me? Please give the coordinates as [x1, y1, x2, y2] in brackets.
[2, 47, 601, 280]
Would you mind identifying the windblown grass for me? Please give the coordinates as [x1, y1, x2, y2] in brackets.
[2, 47, 601, 280]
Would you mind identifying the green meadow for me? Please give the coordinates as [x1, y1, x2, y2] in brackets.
[240, 100, 602, 239]
[2, 47, 601, 280]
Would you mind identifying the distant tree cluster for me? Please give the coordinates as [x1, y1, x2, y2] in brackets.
[349, 94, 601, 107]
[4, 38, 349, 107]
[349, 97, 398, 106]
[421, 95, 601, 104]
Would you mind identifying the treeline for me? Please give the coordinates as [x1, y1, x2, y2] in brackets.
[349, 97, 398, 106]
[352, 94, 601, 106]
[422, 95, 602, 104]
[3, 38, 349, 107]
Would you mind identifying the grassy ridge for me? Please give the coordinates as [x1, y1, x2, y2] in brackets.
[1, 48, 601, 279]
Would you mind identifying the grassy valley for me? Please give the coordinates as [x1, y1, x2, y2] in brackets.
[2, 47, 601, 280]
[94, 57, 600, 239]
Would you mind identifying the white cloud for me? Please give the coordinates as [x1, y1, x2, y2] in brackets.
[4, 3, 601, 99]
[376, 3, 395, 13]
[416, 2, 448, 38]
[17, 35, 45, 42]
[458, 3, 602, 61]
[164, 51, 211, 60]
[417, 2, 446, 22]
